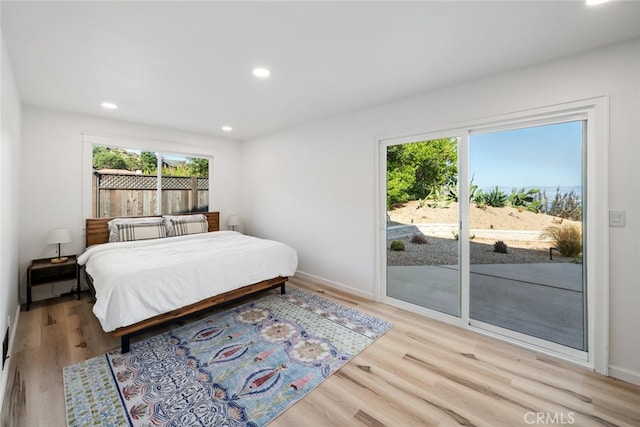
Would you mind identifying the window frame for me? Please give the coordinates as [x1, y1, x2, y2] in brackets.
[82, 133, 215, 220]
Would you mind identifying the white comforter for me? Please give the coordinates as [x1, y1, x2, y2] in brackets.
[78, 231, 298, 332]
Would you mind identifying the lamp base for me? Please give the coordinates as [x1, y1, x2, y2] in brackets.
[51, 257, 68, 264]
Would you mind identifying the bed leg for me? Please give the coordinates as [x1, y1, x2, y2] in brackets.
[280, 283, 286, 294]
[121, 336, 130, 353]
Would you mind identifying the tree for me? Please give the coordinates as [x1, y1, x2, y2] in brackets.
[140, 151, 157, 174]
[92, 147, 208, 177]
[186, 158, 209, 177]
[387, 165, 415, 207]
[93, 147, 129, 170]
[406, 139, 458, 198]
[386, 138, 458, 208]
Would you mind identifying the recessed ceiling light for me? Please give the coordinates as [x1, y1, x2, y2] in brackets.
[221, 126, 233, 132]
[101, 102, 118, 110]
[252, 68, 271, 78]
[586, 0, 609, 5]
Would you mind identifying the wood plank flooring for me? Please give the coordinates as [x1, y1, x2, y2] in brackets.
[2, 278, 640, 426]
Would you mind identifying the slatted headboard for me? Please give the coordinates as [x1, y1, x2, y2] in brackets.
[85, 212, 220, 247]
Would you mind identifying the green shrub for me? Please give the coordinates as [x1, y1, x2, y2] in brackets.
[509, 187, 540, 207]
[419, 187, 452, 209]
[542, 224, 582, 257]
[507, 187, 543, 213]
[493, 240, 508, 253]
[390, 240, 405, 251]
[387, 166, 415, 208]
[525, 199, 543, 213]
[478, 187, 508, 207]
[471, 188, 485, 204]
[445, 176, 479, 203]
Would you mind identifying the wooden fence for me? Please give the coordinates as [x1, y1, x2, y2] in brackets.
[92, 172, 209, 218]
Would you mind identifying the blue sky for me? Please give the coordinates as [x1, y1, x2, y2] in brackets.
[469, 121, 583, 190]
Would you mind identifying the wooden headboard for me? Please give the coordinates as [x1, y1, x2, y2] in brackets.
[85, 212, 220, 247]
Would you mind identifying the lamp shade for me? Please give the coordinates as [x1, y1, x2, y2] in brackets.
[227, 215, 240, 227]
[46, 228, 72, 245]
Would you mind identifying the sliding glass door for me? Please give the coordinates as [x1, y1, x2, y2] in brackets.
[468, 121, 586, 350]
[386, 137, 461, 317]
[383, 117, 589, 356]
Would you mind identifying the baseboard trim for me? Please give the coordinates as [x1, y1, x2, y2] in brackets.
[293, 271, 375, 300]
[608, 365, 640, 386]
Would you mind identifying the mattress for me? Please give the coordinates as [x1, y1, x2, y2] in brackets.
[78, 231, 298, 332]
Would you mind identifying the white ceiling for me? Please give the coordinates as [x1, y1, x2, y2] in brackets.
[2, 1, 640, 141]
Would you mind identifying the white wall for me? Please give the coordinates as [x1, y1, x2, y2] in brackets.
[19, 107, 244, 302]
[0, 32, 22, 414]
[242, 39, 640, 383]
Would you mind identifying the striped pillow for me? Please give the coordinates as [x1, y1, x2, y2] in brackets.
[171, 219, 208, 236]
[115, 222, 168, 242]
[163, 214, 208, 237]
[107, 217, 167, 242]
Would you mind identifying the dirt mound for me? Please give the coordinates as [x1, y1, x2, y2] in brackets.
[388, 201, 578, 231]
[387, 201, 582, 266]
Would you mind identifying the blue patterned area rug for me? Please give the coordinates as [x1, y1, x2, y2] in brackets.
[63, 287, 392, 426]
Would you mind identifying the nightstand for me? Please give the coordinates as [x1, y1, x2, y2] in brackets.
[27, 255, 80, 311]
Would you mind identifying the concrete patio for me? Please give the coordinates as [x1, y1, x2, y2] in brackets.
[388, 263, 585, 350]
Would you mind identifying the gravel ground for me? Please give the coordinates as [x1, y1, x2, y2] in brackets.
[387, 201, 581, 266]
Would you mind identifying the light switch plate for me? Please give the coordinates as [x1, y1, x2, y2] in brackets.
[609, 210, 625, 227]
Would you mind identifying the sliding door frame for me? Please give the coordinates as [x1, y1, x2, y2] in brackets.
[377, 128, 469, 327]
[375, 96, 609, 374]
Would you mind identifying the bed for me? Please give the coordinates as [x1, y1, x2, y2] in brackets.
[79, 212, 298, 352]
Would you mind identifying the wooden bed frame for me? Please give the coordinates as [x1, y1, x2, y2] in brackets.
[84, 212, 288, 352]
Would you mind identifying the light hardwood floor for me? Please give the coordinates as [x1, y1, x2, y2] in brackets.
[2, 278, 640, 426]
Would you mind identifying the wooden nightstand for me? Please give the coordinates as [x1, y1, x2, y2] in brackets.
[27, 255, 80, 311]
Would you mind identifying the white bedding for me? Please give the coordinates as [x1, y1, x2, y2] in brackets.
[78, 231, 298, 332]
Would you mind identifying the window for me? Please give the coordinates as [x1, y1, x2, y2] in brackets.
[83, 135, 212, 219]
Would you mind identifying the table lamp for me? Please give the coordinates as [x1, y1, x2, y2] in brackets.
[47, 228, 72, 264]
